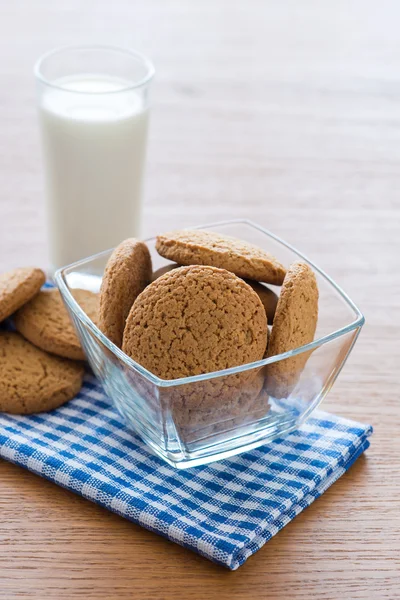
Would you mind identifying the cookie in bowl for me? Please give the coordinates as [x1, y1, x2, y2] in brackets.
[264, 261, 319, 399]
[54, 220, 363, 468]
[99, 238, 152, 347]
[122, 265, 268, 379]
[156, 229, 286, 285]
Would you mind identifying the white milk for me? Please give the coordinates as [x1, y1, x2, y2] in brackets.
[38, 75, 149, 270]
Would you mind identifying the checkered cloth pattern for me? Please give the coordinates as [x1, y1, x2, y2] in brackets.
[0, 373, 372, 570]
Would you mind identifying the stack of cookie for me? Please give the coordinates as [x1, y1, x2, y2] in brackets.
[98, 230, 319, 437]
[0, 267, 98, 415]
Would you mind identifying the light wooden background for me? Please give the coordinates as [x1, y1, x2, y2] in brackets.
[0, 1, 399, 598]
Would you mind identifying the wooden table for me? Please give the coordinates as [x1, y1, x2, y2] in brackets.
[1, 1, 399, 597]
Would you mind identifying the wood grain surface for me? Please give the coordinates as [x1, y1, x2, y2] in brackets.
[0, 1, 399, 598]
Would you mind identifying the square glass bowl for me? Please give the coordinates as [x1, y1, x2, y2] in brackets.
[55, 220, 364, 468]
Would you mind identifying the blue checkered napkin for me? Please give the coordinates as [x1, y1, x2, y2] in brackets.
[0, 374, 372, 570]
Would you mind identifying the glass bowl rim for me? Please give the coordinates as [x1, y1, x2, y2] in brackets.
[55, 218, 365, 388]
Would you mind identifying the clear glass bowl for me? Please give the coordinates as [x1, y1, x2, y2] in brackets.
[55, 220, 364, 469]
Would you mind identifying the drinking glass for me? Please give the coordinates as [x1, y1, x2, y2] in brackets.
[35, 45, 155, 272]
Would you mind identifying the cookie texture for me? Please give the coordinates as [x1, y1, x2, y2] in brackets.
[99, 239, 152, 347]
[246, 280, 279, 324]
[265, 262, 319, 398]
[156, 230, 286, 285]
[15, 288, 99, 361]
[122, 265, 268, 380]
[0, 332, 84, 414]
[0, 267, 45, 322]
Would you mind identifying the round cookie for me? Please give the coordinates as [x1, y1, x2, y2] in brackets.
[0, 267, 45, 323]
[15, 288, 99, 361]
[156, 229, 286, 285]
[99, 238, 152, 347]
[246, 280, 278, 324]
[265, 262, 319, 399]
[0, 332, 84, 414]
[122, 265, 268, 380]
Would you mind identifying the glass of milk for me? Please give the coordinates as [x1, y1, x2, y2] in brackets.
[34, 45, 155, 272]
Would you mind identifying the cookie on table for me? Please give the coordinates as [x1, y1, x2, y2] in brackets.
[122, 265, 268, 380]
[155, 230, 286, 285]
[0, 332, 84, 414]
[99, 238, 152, 347]
[0, 267, 45, 323]
[15, 288, 99, 361]
[264, 262, 319, 398]
[246, 280, 278, 324]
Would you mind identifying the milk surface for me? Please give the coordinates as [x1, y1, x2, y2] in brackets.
[39, 75, 149, 270]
